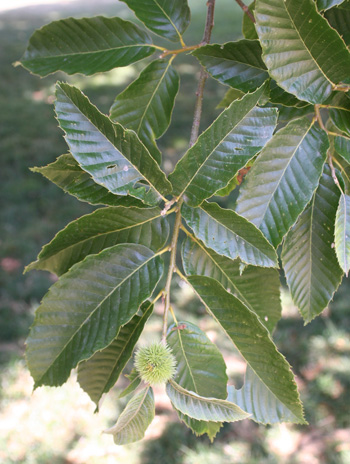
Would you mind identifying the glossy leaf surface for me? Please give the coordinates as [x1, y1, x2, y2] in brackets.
[110, 59, 179, 163]
[188, 275, 306, 424]
[335, 194, 350, 275]
[169, 83, 277, 206]
[182, 236, 281, 332]
[105, 387, 154, 445]
[32, 154, 145, 207]
[330, 108, 350, 137]
[167, 321, 228, 438]
[325, 1, 350, 45]
[78, 302, 153, 407]
[120, 0, 190, 42]
[26, 244, 163, 387]
[166, 379, 249, 422]
[20, 17, 155, 76]
[192, 41, 268, 93]
[236, 118, 328, 247]
[26, 206, 169, 276]
[55, 83, 172, 205]
[334, 136, 350, 163]
[255, 0, 350, 103]
[282, 166, 343, 322]
[182, 201, 278, 268]
[317, 0, 345, 10]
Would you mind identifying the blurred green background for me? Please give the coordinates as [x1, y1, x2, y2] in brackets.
[1, 1, 350, 463]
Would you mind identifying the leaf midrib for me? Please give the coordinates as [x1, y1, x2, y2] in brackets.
[137, 59, 173, 134]
[252, 119, 313, 232]
[200, 204, 275, 264]
[38, 208, 163, 263]
[168, 379, 244, 415]
[186, 235, 252, 312]
[116, 387, 150, 434]
[178, 102, 258, 199]
[174, 329, 199, 393]
[283, 0, 332, 86]
[189, 279, 304, 421]
[26, 43, 155, 61]
[58, 85, 167, 198]
[153, 0, 184, 42]
[198, 46, 267, 72]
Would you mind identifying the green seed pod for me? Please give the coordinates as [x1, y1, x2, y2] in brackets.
[134, 342, 177, 385]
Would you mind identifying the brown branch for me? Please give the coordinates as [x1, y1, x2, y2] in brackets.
[189, 0, 216, 147]
[235, 0, 255, 23]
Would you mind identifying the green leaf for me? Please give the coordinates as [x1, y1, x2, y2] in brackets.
[282, 166, 343, 322]
[182, 201, 278, 268]
[19, 17, 155, 77]
[236, 117, 328, 247]
[255, 0, 350, 104]
[105, 387, 155, 445]
[55, 83, 172, 206]
[182, 236, 281, 332]
[177, 418, 222, 442]
[26, 244, 163, 388]
[169, 83, 278, 206]
[118, 369, 142, 399]
[317, 0, 346, 11]
[187, 275, 306, 424]
[26, 206, 169, 276]
[227, 367, 303, 424]
[32, 154, 145, 207]
[330, 108, 350, 137]
[268, 81, 311, 108]
[192, 41, 269, 93]
[242, 2, 258, 39]
[325, 1, 350, 46]
[335, 193, 350, 276]
[216, 88, 245, 109]
[78, 301, 153, 408]
[334, 136, 350, 163]
[275, 104, 314, 124]
[167, 321, 228, 438]
[110, 59, 179, 164]
[166, 379, 250, 422]
[167, 321, 228, 398]
[120, 0, 190, 42]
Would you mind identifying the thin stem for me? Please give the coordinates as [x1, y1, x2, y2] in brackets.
[175, 267, 188, 283]
[151, 289, 166, 306]
[162, 202, 183, 343]
[152, 44, 168, 52]
[160, 44, 201, 59]
[315, 105, 345, 194]
[161, 0, 217, 343]
[235, 0, 255, 23]
[314, 104, 327, 132]
[169, 306, 178, 324]
[189, 0, 216, 147]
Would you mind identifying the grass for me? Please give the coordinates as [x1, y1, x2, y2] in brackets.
[1, 1, 350, 463]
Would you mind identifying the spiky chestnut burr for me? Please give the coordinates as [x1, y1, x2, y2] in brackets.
[134, 342, 177, 385]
